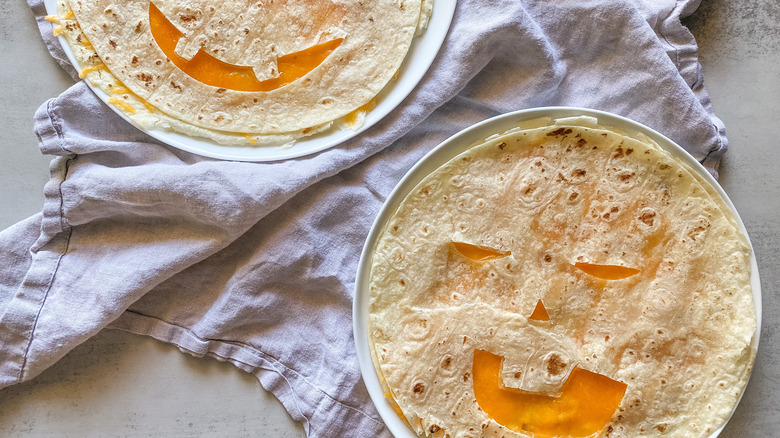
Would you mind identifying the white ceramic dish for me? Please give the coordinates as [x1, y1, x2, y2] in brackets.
[43, 0, 456, 161]
[353, 107, 761, 438]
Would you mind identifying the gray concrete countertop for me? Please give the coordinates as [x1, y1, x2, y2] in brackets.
[1, 0, 777, 436]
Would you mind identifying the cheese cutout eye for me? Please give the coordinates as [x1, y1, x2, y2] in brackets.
[473, 349, 627, 437]
[529, 299, 550, 321]
[451, 241, 510, 261]
[573, 262, 640, 280]
[149, 1, 342, 92]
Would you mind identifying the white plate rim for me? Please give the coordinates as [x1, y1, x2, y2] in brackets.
[43, 0, 456, 161]
[353, 106, 761, 438]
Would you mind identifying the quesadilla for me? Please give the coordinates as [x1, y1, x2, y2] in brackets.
[367, 116, 757, 437]
[48, 0, 430, 146]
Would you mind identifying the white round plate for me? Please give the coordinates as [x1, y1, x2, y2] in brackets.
[43, 0, 456, 161]
[353, 107, 761, 438]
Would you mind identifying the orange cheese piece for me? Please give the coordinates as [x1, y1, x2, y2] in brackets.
[473, 350, 627, 437]
[451, 241, 510, 261]
[573, 262, 640, 280]
[529, 299, 550, 321]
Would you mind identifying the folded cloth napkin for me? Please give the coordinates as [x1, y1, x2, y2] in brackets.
[2, 0, 726, 436]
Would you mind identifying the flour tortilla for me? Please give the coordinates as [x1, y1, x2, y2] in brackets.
[56, 0, 424, 141]
[368, 117, 756, 437]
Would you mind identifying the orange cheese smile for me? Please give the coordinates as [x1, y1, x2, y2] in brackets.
[148, 1, 343, 92]
[473, 350, 627, 437]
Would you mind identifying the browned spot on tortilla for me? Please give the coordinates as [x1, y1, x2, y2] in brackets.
[547, 128, 573, 136]
[136, 72, 153, 86]
[546, 353, 567, 376]
[639, 210, 656, 226]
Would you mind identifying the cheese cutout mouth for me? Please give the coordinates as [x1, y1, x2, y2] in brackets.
[473, 349, 627, 437]
[149, 1, 343, 92]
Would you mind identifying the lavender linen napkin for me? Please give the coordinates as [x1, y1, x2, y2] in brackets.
[2, 0, 725, 436]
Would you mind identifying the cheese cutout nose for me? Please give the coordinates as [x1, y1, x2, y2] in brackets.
[473, 350, 627, 437]
[529, 299, 550, 321]
[149, 1, 342, 92]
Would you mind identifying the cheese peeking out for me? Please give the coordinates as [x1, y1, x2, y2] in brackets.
[79, 64, 107, 79]
[108, 97, 136, 114]
[240, 133, 258, 144]
[78, 36, 94, 50]
[344, 98, 377, 127]
[45, 9, 73, 23]
[109, 86, 132, 95]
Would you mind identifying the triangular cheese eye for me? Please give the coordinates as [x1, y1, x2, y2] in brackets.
[573, 262, 640, 280]
[529, 299, 550, 321]
[451, 241, 510, 261]
[472, 349, 627, 437]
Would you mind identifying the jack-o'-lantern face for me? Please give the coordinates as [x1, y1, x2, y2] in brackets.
[148, 0, 344, 92]
[366, 121, 756, 438]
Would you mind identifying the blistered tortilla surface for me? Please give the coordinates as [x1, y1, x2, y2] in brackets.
[64, 0, 422, 136]
[368, 121, 756, 437]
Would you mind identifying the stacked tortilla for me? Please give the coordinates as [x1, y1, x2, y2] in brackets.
[50, 0, 430, 146]
[367, 117, 757, 437]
